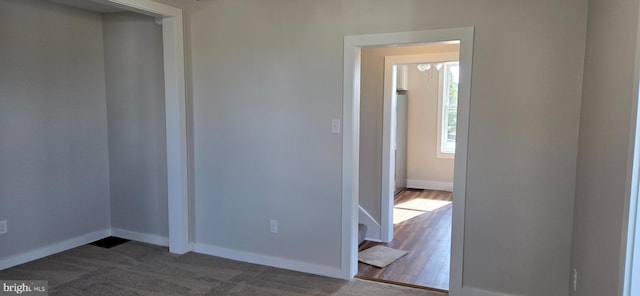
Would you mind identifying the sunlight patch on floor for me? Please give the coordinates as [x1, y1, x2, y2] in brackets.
[393, 208, 425, 224]
[395, 198, 452, 212]
[393, 199, 452, 224]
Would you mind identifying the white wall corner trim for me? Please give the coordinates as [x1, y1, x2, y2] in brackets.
[0, 229, 110, 270]
[462, 287, 523, 296]
[620, 0, 640, 295]
[358, 206, 382, 242]
[110, 228, 169, 247]
[406, 179, 454, 192]
[342, 35, 361, 279]
[93, 0, 181, 17]
[193, 243, 345, 279]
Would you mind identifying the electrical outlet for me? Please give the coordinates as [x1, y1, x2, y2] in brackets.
[0, 220, 7, 235]
[572, 268, 577, 292]
[270, 220, 278, 233]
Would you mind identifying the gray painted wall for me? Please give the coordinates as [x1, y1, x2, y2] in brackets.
[102, 13, 168, 238]
[182, 0, 588, 294]
[571, 0, 640, 294]
[7, 0, 630, 295]
[0, 0, 110, 258]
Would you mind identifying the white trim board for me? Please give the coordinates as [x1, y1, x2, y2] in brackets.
[111, 228, 169, 247]
[621, 1, 640, 295]
[193, 243, 345, 279]
[358, 206, 381, 242]
[0, 229, 110, 270]
[406, 179, 454, 192]
[343, 27, 474, 296]
[462, 287, 523, 296]
[93, 0, 179, 16]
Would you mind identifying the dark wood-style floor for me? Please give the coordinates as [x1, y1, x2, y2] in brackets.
[357, 189, 452, 291]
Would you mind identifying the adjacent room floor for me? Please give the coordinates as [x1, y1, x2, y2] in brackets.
[357, 189, 452, 292]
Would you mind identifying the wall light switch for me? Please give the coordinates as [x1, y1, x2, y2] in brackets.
[572, 268, 577, 292]
[270, 220, 278, 233]
[331, 119, 341, 134]
[0, 220, 7, 235]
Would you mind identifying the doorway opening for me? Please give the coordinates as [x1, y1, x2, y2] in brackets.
[101, 0, 191, 255]
[342, 28, 474, 296]
[357, 45, 460, 291]
[55, 0, 190, 253]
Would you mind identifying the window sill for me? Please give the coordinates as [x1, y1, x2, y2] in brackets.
[436, 152, 455, 159]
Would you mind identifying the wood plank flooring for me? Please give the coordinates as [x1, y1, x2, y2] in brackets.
[357, 189, 452, 291]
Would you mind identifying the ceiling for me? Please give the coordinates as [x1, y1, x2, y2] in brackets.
[47, 0, 125, 13]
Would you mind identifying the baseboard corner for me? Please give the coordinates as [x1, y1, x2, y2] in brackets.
[0, 228, 110, 270]
[406, 179, 454, 192]
[110, 228, 169, 247]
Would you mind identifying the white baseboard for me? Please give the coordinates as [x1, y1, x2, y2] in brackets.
[462, 287, 522, 296]
[406, 179, 454, 192]
[0, 229, 110, 270]
[193, 242, 345, 279]
[110, 228, 169, 247]
[358, 206, 381, 242]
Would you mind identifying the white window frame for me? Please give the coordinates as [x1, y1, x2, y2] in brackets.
[437, 61, 459, 159]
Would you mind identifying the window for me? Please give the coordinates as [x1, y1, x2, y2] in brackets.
[437, 61, 459, 158]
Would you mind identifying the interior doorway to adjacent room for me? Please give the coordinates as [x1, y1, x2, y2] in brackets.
[342, 28, 474, 296]
[356, 45, 460, 292]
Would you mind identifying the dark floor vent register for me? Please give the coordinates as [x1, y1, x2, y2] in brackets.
[88, 236, 130, 249]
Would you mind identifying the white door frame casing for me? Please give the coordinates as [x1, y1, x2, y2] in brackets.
[621, 0, 640, 294]
[380, 51, 460, 243]
[93, 0, 191, 254]
[342, 28, 474, 296]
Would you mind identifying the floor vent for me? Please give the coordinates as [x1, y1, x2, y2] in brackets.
[89, 236, 130, 249]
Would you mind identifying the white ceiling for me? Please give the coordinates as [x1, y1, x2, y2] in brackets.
[47, 0, 125, 13]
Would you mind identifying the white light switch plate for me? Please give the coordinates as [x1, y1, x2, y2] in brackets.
[331, 119, 341, 134]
